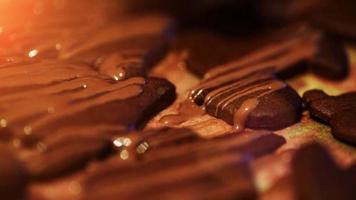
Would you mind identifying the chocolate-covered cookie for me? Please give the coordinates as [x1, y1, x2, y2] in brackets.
[258, 0, 356, 40]
[189, 64, 302, 132]
[291, 143, 355, 200]
[188, 25, 349, 132]
[181, 25, 348, 79]
[204, 26, 349, 80]
[0, 72, 175, 147]
[303, 90, 356, 144]
[0, 145, 28, 200]
[63, 15, 174, 81]
[26, 77, 175, 146]
[24, 128, 197, 180]
[1, 14, 174, 81]
[125, 0, 260, 33]
[83, 131, 284, 200]
[190, 74, 302, 131]
[25, 135, 113, 180]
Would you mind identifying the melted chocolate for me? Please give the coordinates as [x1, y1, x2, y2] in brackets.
[159, 100, 205, 126]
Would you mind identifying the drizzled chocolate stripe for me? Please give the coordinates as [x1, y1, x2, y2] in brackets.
[0, 60, 102, 95]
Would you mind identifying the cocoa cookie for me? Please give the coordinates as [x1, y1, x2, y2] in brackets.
[0, 145, 28, 200]
[14, 77, 175, 145]
[23, 127, 197, 181]
[63, 15, 174, 81]
[258, 0, 356, 40]
[189, 64, 302, 132]
[25, 135, 113, 180]
[125, 0, 260, 33]
[303, 90, 356, 145]
[291, 143, 356, 200]
[191, 76, 302, 131]
[1, 14, 174, 81]
[83, 131, 284, 200]
[181, 25, 349, 80]
[187, 24, 349, 132]
[0, 75, 175, 147]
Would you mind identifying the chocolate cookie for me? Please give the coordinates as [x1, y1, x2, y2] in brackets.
[16, 77, 175, 144]
[125, 0, 260, 33]
[0, 145, 28, 200]
[188, 25, 349, 132]
[0, 1, 125, 58]
[62, 15, 174, 80]
[1, 14, 174, 81]
[181, 25, 349, 79]
[303, 90, 356, 145]
[203, 26, 348, 80]
[25, 135, 113, 180]
[190, 75, 302, 131]
[189, 64, 302, 132]
[0, 69, 176, 180]
[83, 131, 284, 200]
[23, 128, 197, 181]
[291, 143, 356, 200]
[23, 126, 198, 180]
[258, 0, 356, 40]
[0, 74, 175, 147]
